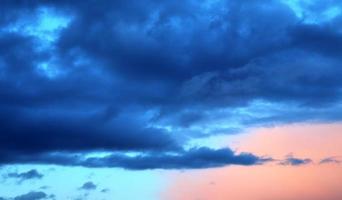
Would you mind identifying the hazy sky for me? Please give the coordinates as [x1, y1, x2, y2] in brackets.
[0, 0, 342, 199]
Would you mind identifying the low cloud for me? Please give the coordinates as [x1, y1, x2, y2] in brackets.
[79, 181, 97, 190]
[5, 169, 43, 182]
[319, 157, 342, 164]
[279, 156, 313, 166]
[11, 191, 54, 200]
[0, 147, 271, 170]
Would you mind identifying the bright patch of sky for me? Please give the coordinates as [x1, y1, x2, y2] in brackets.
[36, 61, 60, 78]
[281, 0, 309, 18]
[2, 7, 72, 79]
[282, 0, 341, 24]
[0, 165, 166, 200]
[323, 6, 341, 21]
[5, 7, 71, 47]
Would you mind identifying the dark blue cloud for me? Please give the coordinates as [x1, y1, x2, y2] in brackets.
[0, 147, 271, 170]
[81, 147, 270, 169]
[0, 108, 178, 153]
[291, 24, 342, 57]
[0, 0, 341, 169]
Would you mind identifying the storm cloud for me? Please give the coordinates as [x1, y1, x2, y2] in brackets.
[0, 0, 342, 169]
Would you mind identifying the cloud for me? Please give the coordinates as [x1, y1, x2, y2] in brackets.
[0, 110, 178, 153]
[39, 186, 50, 190]
[279, 156, 313, 166]
[81, 147, 271, 170]
[79, 181, 97, 190]
[5, 169, 43, 182]
[0, 147, 271, 170]
[290, 23, 342, 57]
[320, 157, 342, 164]
[101, 188, 110, 193]
[0, 0, 341, 169]
[12, 191, 53, 200]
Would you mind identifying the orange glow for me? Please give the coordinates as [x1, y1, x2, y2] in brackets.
[161, 123, 342, 200]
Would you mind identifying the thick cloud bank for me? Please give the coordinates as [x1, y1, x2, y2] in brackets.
[0, 0, 342, 169]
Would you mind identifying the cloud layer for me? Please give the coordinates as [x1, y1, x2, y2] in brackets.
[0, 0, 342, 169]
[0, 147, 269, 170]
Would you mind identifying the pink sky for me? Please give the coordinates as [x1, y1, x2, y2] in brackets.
[162, 123, 342, 200]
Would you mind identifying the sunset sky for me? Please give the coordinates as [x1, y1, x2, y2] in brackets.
[0, 0, 342, 200]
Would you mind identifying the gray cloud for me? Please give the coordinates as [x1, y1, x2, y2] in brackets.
[279, 156, 313, 166]
[320, 157, 342, 164]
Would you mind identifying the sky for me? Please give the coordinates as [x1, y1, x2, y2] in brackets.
[0, 0, 342, 199]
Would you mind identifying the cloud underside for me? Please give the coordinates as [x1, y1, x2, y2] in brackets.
[0, 0, 342, 169]
[0, 148, 268, 170]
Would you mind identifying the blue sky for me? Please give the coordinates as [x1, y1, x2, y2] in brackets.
[0, 165, 165, 200]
